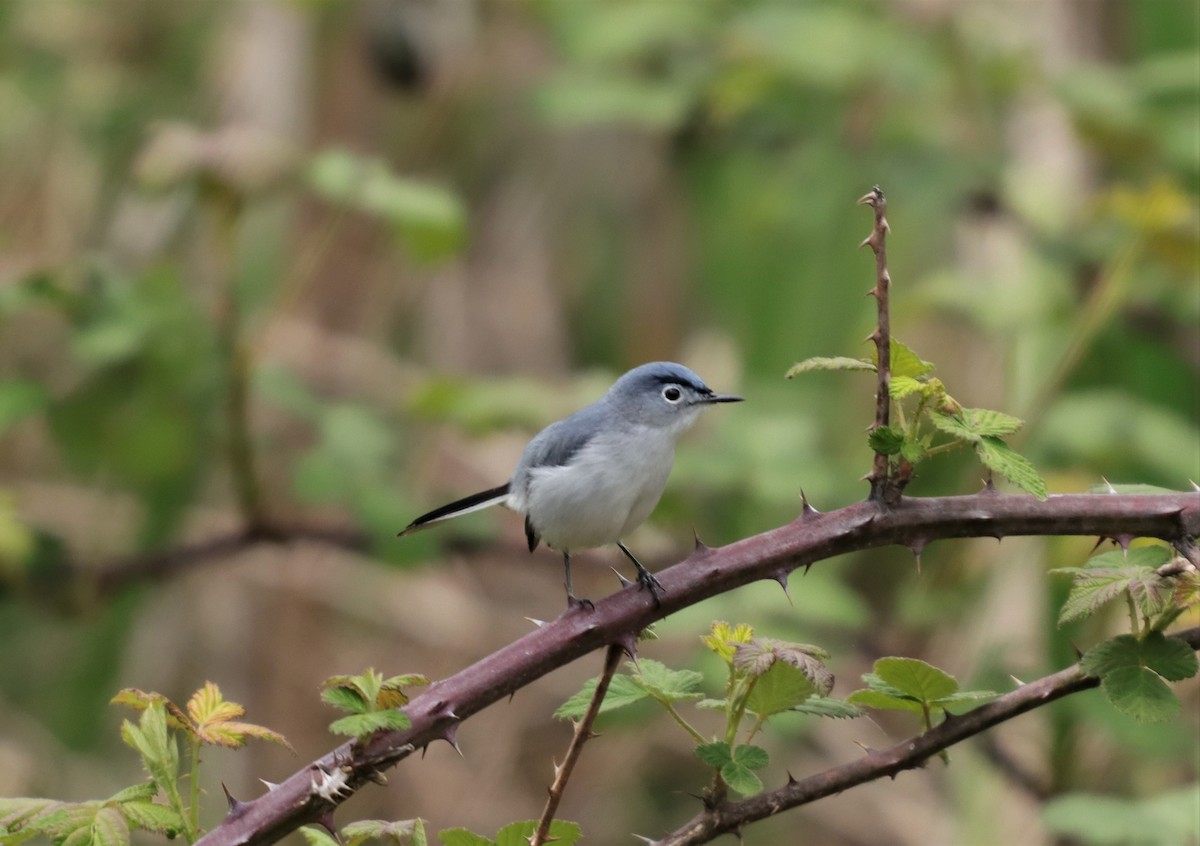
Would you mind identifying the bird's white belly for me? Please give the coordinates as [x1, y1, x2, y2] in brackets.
[521, 431, 673, 551]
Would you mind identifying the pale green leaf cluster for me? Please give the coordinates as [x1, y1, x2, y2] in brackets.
[321, 668, 430, 740]
[2, 682, 288, 846]
[439, 820, 582, 846]
[848, 657, 996, 734]
[788, 338, 1047, 497]
[1052, 544, 1198, 632]
[559, 621, 854, 800]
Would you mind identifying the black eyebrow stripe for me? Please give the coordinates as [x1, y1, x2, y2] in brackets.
[652, 373, 706, 391]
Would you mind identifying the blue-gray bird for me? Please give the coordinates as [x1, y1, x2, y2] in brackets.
[400, 362, 743, 605]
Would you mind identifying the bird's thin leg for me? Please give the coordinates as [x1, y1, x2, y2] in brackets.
[562, 551, 593, 610]
[617, 542, 663, 603]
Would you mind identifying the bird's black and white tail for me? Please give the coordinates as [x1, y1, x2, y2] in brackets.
[398, 483, 511, 536]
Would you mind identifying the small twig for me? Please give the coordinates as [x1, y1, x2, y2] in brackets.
[654, 625, 1200, 845]
[531, 644, 623, 846]
[857, 186, 897, 504]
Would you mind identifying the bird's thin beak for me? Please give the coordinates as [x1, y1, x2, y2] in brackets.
[705, 393, 744, 404]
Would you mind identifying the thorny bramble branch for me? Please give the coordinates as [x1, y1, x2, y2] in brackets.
[196, 490, 1199, 846]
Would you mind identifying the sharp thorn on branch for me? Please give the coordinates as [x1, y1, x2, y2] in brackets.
[1102, 476, 1118, 494]
[221, 783, 247, 814]
[610, 566, 634, 588]
[525, 616, 548, 629]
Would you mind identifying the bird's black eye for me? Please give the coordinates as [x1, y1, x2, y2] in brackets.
[662, 385, 682, 403]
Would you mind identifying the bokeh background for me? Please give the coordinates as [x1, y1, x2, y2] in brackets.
[0, 0, 1197, 843]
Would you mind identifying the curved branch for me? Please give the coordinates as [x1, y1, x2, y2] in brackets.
[655, 625, 1200, 844]
[198, 491, 1199, 846]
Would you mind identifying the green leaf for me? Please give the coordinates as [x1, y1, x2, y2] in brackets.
[321, 685, 369, 714]
[633, 660, 705, 704]
[300, 826, 342, 846]
[554, 674, 649, 720]
[328, 710, 411, 738]
[929, 408, 1024, 441]
[1100, 666, 1180, 723]
[873, 657, 958, 703]
[789, 696, 864, 719]
[1081, 633, 1197, 722]
[91, 807, 130, 846]
[720, 763, 764, 797]
[342, 819, 427, 846]
[975, 437, 1048, 499]
[493, 820, 581, 846]
[1056, 567, 1162, 625]
[702, 621, 756, 664]
[868, 426, 905, 456]
[1082, 632, 1199, 681]
[785, 356, 874, 377]
[846, 688, 924, 714]
[436, 829, 493, 846]
[694, 741, 733, 769]
[121, 704, 179, 795]
[888, 375, 925, 399]
[885, 339, 935, 379]
[731, 743, 769, 770]
[746, 661, 818, 718]
[116, 802, 184, 837]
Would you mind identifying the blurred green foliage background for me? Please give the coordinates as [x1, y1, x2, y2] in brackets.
[0, 0, 1196, 844]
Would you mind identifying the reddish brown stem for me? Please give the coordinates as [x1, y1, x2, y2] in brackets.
[857, 186, 896, 503]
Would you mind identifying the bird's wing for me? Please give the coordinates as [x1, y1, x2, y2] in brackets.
[518, 409, 601, 471]
[398, 483, 511, 535]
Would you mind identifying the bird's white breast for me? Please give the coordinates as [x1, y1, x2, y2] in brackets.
[515, 424, 680, 551]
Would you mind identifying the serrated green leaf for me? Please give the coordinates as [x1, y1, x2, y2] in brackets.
[933, 408, 1024, 439]
[785, 356, 874, 377]
[435, 828, 493, 846]
[868, 426, 905, 456]
[633, 659, 705, 704]
[936, 690, 1000, 712]
[695, 741, 733, 768]
[900, 437, 927, 463]
[1058, 567, 1156, 625]
[91, 807, 129, 846]
[0, 798, 67, 845]
[731, 743, 769, 770]
[874, 657, 958, 702]
[1100, 666, 1180, 723]
[329, 709, 411, 738]
[116, 801, 184, 837]
[846, 688, 924, 714]
[343, 818, 427, 846]
[888, 375, 925, 399]
[883, 339, 935, 379]
[123, 704, 179, 794]
[320, 686, 368, 715]
[1140, 632, 1200, 681]
[702, 621, 755, 664]
[746, 661, 818, 718]
[493, 820, 581, 846]
[300, 825, 342, 846]
[104, 784, 158, 805]
[975, 437, 1047, 499]
[719, 762, 764, 796]
[789, 696, 864, 719]
[554, 674, 649, 720]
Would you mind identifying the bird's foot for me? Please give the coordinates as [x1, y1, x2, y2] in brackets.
[636, 569, 664, 605]
[565, 593, 595, 613]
